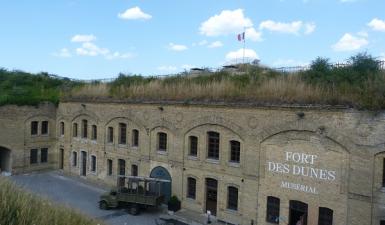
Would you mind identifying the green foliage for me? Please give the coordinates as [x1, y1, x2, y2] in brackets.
[0, 177, 103, 225]
[0, 69, 80, 106]
[168, 195, 180, 204]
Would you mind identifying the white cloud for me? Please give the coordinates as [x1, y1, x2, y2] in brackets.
[259, 20, 315, 35]
[157, 65, 178, 72]
[105, 52, 133, 60]
[199, 9, 253, 36]
[118, 6, 152, 20]
[332, 33, 368, 52]
[76, 42, 109, 56]
[53, 48, 72, 58]
[71, 34, 96, 43]
[245, 27, 263, 41]
[379, 53, 385, 61]
[225, 48, 259, 61]
[181, 64, 195, 70]
[340, 0, 358, 2]
[168, 43, 188, 51]
[207, 41, 223, 48]
[304, 22, 316, 35]
[368, 18, 385, 32]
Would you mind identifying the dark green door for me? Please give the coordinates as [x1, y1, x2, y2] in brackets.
[150, 166, 171, 202]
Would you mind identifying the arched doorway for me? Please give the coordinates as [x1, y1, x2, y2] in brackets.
[150, 166, 172, 201]
[0, 146, 11, 174]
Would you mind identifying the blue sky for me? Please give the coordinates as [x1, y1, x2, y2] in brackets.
[0, 0, 384, 79]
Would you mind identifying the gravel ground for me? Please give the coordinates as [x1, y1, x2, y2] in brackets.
[10, 171, 164, 225]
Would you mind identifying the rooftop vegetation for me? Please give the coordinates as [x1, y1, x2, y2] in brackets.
[0, 177, 104, 225]
[1, 53, 384, 110]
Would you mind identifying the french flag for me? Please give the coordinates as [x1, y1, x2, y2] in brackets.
[237, 32, 245, 41]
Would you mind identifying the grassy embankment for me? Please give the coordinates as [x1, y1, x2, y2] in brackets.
[0, 177, 103, 225]
[1, 53, 384, 110]
[67, 53, 385, 110]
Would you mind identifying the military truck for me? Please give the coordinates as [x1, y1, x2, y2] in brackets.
[99, 175, 170, 215]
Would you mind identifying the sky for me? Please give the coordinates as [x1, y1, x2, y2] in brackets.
[0, 0, 384, 79]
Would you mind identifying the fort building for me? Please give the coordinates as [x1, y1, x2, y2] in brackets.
[1, 101, 385, 225]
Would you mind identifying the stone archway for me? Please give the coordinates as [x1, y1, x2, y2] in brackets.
[0, 146, 11, 174]
[150, 166, 172, 201]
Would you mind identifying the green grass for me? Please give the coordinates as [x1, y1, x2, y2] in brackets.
[0, 177, 104, 225]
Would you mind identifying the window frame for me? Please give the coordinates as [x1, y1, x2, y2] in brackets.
[229, 140, 241, 163]
[91, 125, 97, 140]
[72, 151, 78, 167]
[90, 155, 97, 173]
[118, 123, 127, 145]
[107, 159, 113, 176]
[131, 164, 138, 176]
[107, 127, 114, 143]
[157, 132, 168, 151]
[60, 122, 65, 136]
[318, 207, 333, 225]
[132, 129, 139, 147]
[40, 148, 48, 163]
[41, 121, 49, 135]
[81, 119, 88, 138]
[31, 121, 39, 135]
[30, 149, 38, 164]
[227, 186, 238, 211]
[73, 123, 78, 137]
[187, 177, 197, 199]
[207, 131, 220, 160]
[266, 196, 280, 224]
[189, 136, 198, 157]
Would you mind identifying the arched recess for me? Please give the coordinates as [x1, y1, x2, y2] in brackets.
[0, 146, 11, 173]
[150, 166, 172, 201]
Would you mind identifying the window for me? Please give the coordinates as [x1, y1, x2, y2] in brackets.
[30, 149, 38, 164]
[41, 148, 48, 163]
[132, 129, 139, 147]
[318, 207, 333, 225]
[207, 131, 220, 160]
[189, 136, 198, 156]
[381, 221, 385, 225]
[91, 155, 96, 172]
[73, 123, 78, 137]
[91, 125, 97, 140]
[266, 196, 280, 224]
[118, 159, 126, 176]
[107, 159, 113, 176]
[227, 186, 238, 210]
[382, 158, 385, 187]
[107, 127, 114, 143]
[31, 121, 38, 135]
[82, 120, 88, 138]
[158, 132, 167, 151]
[187, 177, 196, 199]
[119, 123, 127, 144]
[41, 121, 48, 135]
[131, 164, 138, 176]
[230, 140, 240, 163]
[60, 122, 65, 136]
[72, 152, 77, 167]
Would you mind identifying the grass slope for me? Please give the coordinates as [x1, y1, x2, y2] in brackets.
[0, 177, 103, 225]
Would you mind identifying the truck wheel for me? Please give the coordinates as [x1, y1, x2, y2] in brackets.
[99, 201, 108, 210]
[128, 204, 140, 215]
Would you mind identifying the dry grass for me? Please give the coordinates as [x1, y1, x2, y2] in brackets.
[0, 177, 104, 225]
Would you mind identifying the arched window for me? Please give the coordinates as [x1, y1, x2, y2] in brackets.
[73, 123, 78, 137]
[119, 123, 127, 144]
[318, 207, 333, 225]
[90, 155, 97, 172]
[132, 129, 139, 147]
[157, 132, 167, 151]
[207, 131, 220, 160]
[60, 122, 65, 136]
[91, 125, 97, 140]
[227, 186, 238, 210]
[72, 152, 78, 167]
[266, 196, 280, 224]
[31, 121, 38, 135]
[189, 136, 198, 156]
[107, 127, 113, 143]
[81, 120, 88, 138]
[131, 164, 138, 176]
[187, 177, 197, 199]
[41, 121, 49, 135]
[230, 140, 240, 163]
